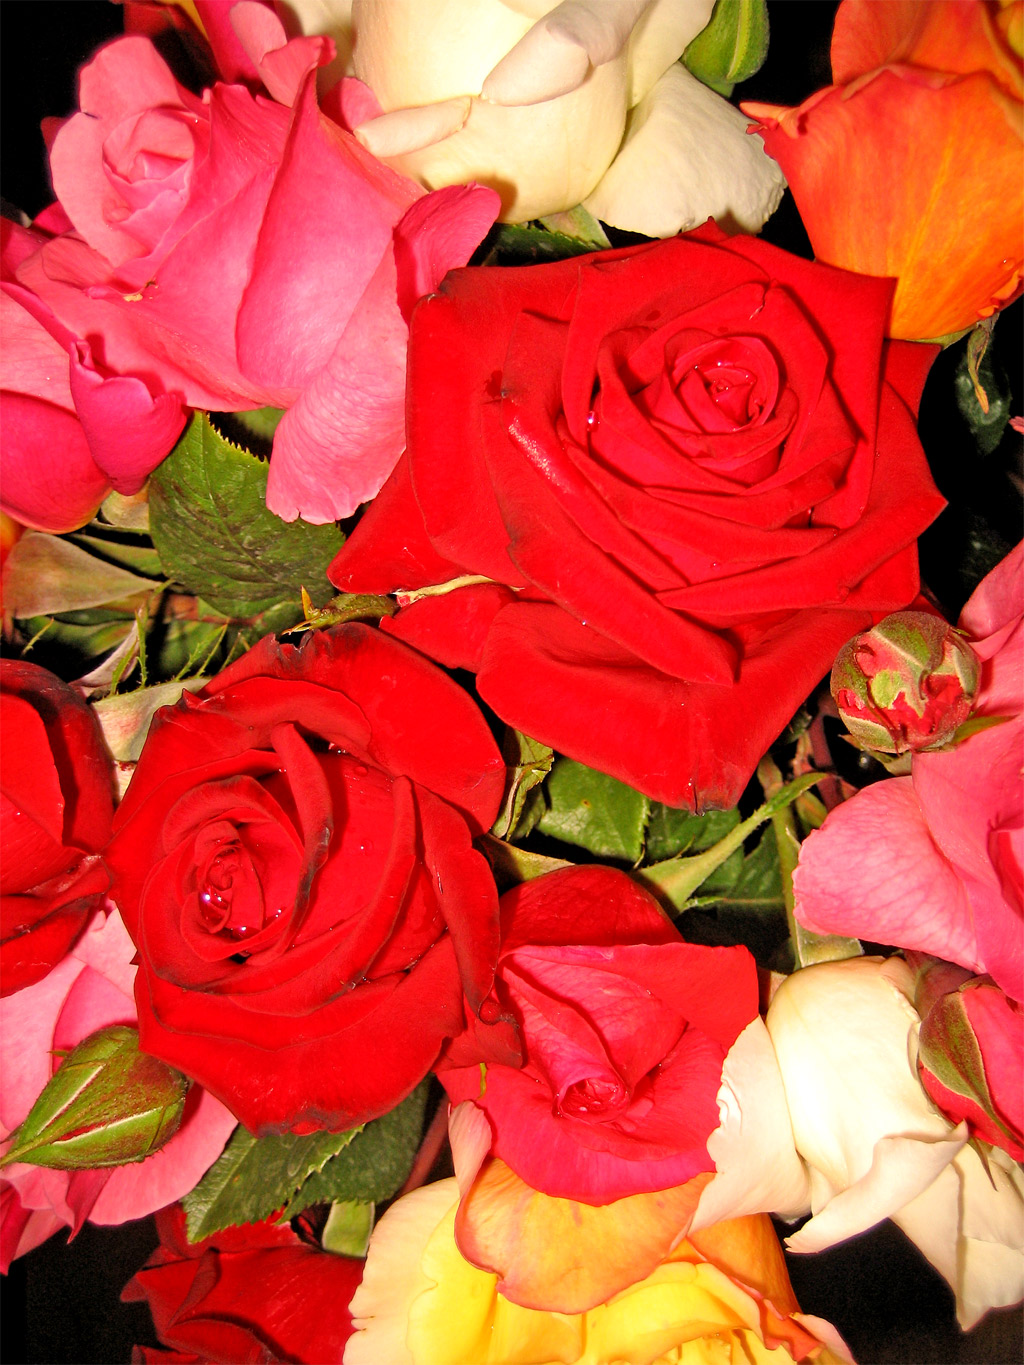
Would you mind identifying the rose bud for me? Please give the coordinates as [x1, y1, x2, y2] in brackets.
[915, 966, 1024, 1162]
[830, 610, 981, 752]
[0, 1025, 188, 1170]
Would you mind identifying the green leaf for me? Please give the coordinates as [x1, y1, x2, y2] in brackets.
[322, 1200, 374, 1257]
[1, 1027, 188, 1171]
[536, 758, 650, 862]
[644, 804, 741, 864]
[684, 0, 770, 95]
[227, 406, 285, 443]
[149, 414, 344, 617]
[955, 322, 1011, 456]
[492, 730, 554, 840]
[475, 222, 600, 267]
[279, 1083, 430, 1218]
[536, 206, 611, 249]
[183, 1124, 363, 1242]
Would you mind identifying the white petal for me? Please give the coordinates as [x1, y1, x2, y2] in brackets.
[355, 98, 473, 158]
[584, 62, 785, 238]
[481, 0, 651, 104]
[628, 0, 716, 105]
[690, 1017, 811, 1232]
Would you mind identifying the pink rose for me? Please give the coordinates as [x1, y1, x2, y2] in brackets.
[793, 542, 1023, 1001]
[1, 220, 186, 533]
[7, 4, 498, 525]
[0, 909, 235, 1272]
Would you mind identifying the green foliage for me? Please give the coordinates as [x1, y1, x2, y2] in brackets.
[492, 730, 555, 840]
[278, 1082, 429, 1218]
[184, 1124, 363, 1242]
[182, 1082, 429, 1240]
[536, 757, 650, 862]
[644, 804, 741, 864]
[475, 222, 602, 267]
[149, 414, 344, 618]
[956, 323, 1012, 457]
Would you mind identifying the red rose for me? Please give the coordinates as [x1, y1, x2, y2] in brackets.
[330, 226, 945, 809]
[123, 1204, 361, 1364]
[1, 659, 114, 995]
[105, 626, 505, 1134]
[439, 865, 759, 1203]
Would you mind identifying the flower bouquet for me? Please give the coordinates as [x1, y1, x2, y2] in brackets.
[1, 1, 1022, 1362]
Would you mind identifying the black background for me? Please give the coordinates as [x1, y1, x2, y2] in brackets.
[1, 2, 1022, 1361]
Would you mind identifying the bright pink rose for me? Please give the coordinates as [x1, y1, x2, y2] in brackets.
[1, 221, 186, 533]
[0, 909, 236, 1272]
[794, 542, 1023, 1001]
[124, 1203, 361, 1364]
[6, 6, 498, 526]
[438, 865, 759, 1204]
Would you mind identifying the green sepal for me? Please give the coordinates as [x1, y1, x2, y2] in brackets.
[918, 988, 1016, 1146]
[149, 413, 344, 617]
[955, 320, 1011, 456]
[684, 0, 770, 95]
[322, 1200, 374, 1257]
[491, 729, 554, 841]
[1, 1027, 189, 1170]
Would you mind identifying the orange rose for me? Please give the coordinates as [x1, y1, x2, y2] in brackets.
[745, 0, 1023, 340]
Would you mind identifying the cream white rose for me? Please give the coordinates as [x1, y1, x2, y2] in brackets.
[766, 956, 1024, 1329]
[346, 0, 785, 232]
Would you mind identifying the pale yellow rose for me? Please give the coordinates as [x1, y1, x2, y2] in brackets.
[766, 956, 1024, 1329]
[344, 1178, 849, 1365]
[347, 0, 785, 231]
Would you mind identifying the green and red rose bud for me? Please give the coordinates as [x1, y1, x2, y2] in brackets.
[911, 958, 1024, 1160]
[830, 610, 981, 753]
[0, 1025, 189, 1170]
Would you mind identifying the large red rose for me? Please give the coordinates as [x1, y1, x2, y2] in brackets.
[330, 225, 945, 810]
[105, 625, 505, 1134]
[438, 865, 759, 1204]
[1, 659, 114, 995]
[123, 1204, 361, 1364]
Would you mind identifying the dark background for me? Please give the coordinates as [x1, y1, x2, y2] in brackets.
[2, 2, 1022, 1361]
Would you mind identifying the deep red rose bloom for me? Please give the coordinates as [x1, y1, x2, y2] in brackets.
[124, 1204, 361, 1364]
[438, 865, 759, 1203]
[330, 225, 945, 809]
[1, 660, 113, 995]
[105, 626, 505, 1134]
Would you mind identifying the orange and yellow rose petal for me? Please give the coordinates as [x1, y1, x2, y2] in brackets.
[345, 1179, 849, 1365]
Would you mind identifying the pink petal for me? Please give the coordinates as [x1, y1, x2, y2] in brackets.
[68, 343, 185, 493]
[265, 249, 407, 522]
[230, 0, 329, 107]
[392, 185, 500, 322]
[89, 1087, 236, 1225]
[235, 74, 418, 392]
[48, 37, 198, 267]
[793, 777, 983, 970]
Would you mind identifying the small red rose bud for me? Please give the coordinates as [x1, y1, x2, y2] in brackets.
[831, 611, 980, 753]
[914, 966, 1024, 1161]
[0, 1026, 189, 1170]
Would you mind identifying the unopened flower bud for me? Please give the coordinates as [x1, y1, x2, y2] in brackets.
[916, 971, 1024, 1161]
[831, 611, 980, 753]
[0, 1026, 189, 1170]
